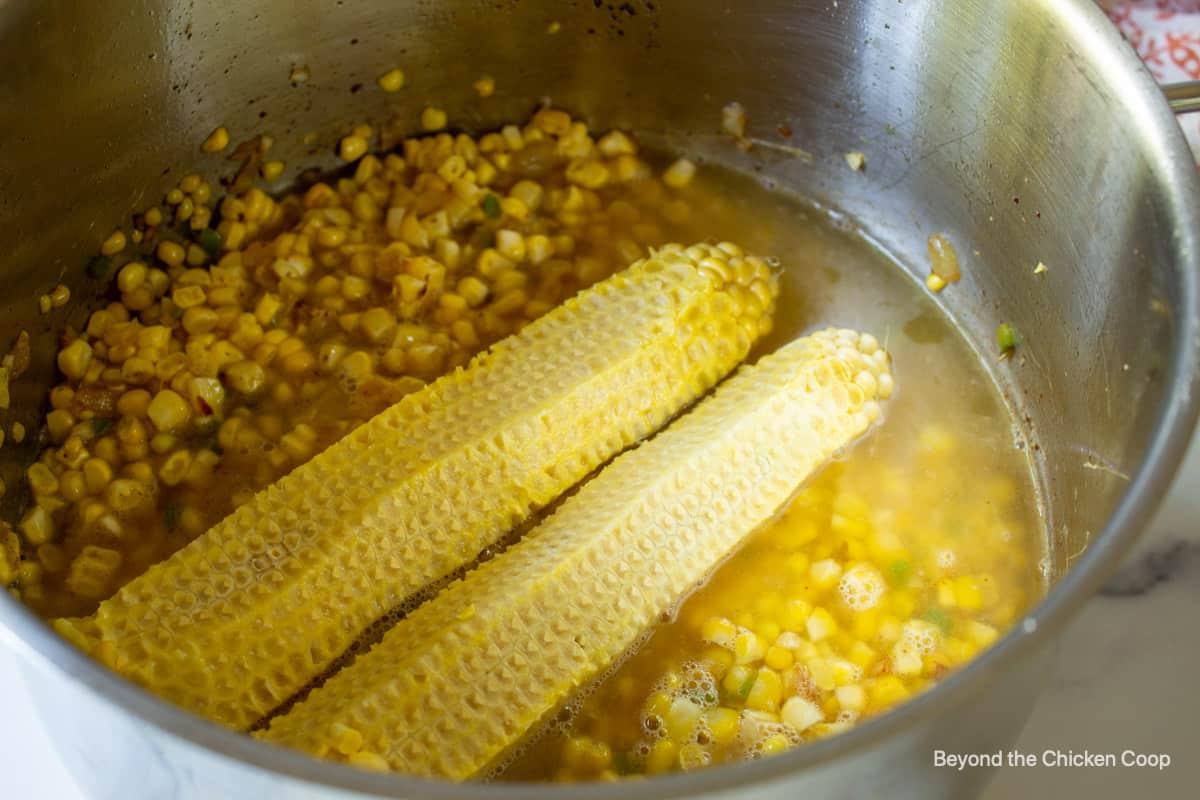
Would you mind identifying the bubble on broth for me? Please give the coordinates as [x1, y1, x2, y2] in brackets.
[935, 548, 957, 570]
[837, 563, 885, 611]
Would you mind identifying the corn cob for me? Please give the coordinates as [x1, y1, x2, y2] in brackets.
[259, 327, 892, 779]
[53, 242, 778, 729]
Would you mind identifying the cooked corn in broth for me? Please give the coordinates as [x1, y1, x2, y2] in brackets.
[1, 105, 1042, 781]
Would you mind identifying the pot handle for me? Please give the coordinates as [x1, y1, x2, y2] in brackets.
[1164, 80, 1200, 115]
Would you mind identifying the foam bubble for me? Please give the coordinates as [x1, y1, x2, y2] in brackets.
[837, 563, 885, 611]
[901, 620, 941, 655]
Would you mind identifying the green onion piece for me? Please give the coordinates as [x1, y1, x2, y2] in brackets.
[91, 418, 113, 435]
[481, 193, 502, 219]
[922, 607, 953, 634]
[997, 322, 1019, 354]
[87, 255, 113, 280]
[196, 227, 223, 255]
[888, 559, 911, 587]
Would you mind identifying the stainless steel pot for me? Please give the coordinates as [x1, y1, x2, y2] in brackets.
[2, 1, 1198, 798]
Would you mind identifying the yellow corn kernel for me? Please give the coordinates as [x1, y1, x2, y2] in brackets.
[157, 241, 185, 267]
[664, 696, 703, 741]
[46, 409, 75, 442]
[765, 645, 794, 671]
[703, 707, 740, 745]
[27, 463, 59, 496]
[806, 608, 838, 642]
[701, 615, 738, 649]
[376, 68, 405, 92]
[57, 339, 94, 381]
[810, 558, 843, 589]
[953, 575, 984, 611]
[202, 126, 229, 153]
[663, 158, 697, 189]
[733, 630, 766, 665]
[421, 107, 448, 132]
[745, 668, 783, 712]
[100, 229, 127, 257]
[261, 160, 285, 181]
[781, 696, 823, 733]
[147, 389, 190, 433]
[20, 506, 56, 545]
[65, 546, 123, 599]
[869, 675, 909, 709]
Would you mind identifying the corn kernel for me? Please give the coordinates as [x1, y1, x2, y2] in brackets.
[421, 107, 448, 132]
[100, 229, 127, 256]
[376, 68, 405, 93]
[202, 126, 230, 153]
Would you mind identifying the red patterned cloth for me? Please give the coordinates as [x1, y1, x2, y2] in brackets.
[1105, 1, 1200, 158]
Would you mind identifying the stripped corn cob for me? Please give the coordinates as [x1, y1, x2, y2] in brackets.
[54, 242, 778, 729]
[259, 328, 892, 779]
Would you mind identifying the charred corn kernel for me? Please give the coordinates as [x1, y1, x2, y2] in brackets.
[202, 126, 229, 153]
[101, 229, 127, 256]
[421, 107, 448, 131]
[261, 323, 889, 777]
[58, 339, 94, 381]
[376, 68, 405, 92]
[66, 243, 782, 730]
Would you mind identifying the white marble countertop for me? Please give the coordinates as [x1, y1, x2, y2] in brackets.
[3, 433, 1198, 800]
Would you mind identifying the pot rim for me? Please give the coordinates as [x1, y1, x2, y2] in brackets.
[2, 0, 1198, 797]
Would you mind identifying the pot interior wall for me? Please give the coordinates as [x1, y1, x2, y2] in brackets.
[0, 0, 1189, 679]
